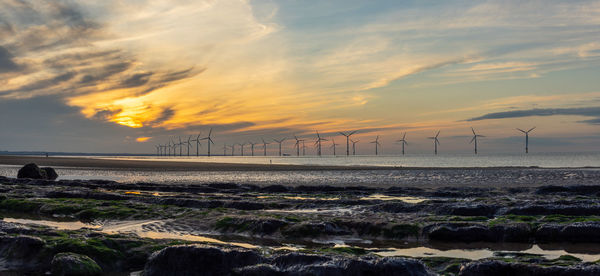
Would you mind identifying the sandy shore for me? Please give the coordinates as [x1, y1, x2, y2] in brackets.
[0, 155, 390, 171]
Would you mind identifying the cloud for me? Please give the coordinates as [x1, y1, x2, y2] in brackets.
[467, 107, 600, 125]
[0, 46, 21, 73]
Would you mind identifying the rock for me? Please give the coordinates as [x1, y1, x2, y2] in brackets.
[272, 253, 331, 269]
[261, 185, 290, 193]
[459, 260, 600, 276]
[41, 167, 59, 180]
[0, 235, 48, 272]
[50, 252, 102, 276]
[143, 245, 263, 276]
[424, 223, 496, 242]
[294, 256, 433, 276]
[17, 163, 46, 179]
[506, 204, 600, 216]
[536, 222, 600, 242]
[425, 223, 533, 243]
[233, 264, 282, 275]
[443, 204, 498, 217]
[281, 222, 352, 238]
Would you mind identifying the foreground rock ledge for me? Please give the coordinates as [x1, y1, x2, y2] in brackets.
[142, 244, 435, 276]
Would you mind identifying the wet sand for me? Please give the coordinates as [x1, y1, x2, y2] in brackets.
[0, 155, 383, 171]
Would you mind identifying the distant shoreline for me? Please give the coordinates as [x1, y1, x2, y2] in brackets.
[0, 155, 598, 171]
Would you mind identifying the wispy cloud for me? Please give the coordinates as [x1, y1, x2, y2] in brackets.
[467, 107, 600, 125]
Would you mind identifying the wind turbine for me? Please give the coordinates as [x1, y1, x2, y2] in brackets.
[470, 128, 485, 154]
[396, 133, 408, 155]
[223, 143, 227, 156]
[167, 140, 171, 156]
[302, 140, 306, 156]
[186, 136, 192, 156]
[351, 139, 359, 155]
[199, 128, 214, 157]
[192, 133, 202, 157]
[314, 131, 327, 156]
[230, 144, 235, 156]
[239, 143, 246, 156]
[428, 131, 441, 155]
[249, 142, 257, 156]
[156, 145, 160, 157]
[330, 138, 339, 156]
[339, 131, 357, 156]
[261, 138, 270, 156]
[170, 138, 176, 157]
[516, 127, 536, 154]
[178, 136, 183, 156]
[370, 136, 381, 155]
[273, 138, 286, 156]
[293, 135, 304, 156]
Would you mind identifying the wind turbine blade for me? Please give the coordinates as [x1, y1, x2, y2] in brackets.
[402, 133, 406, 140]
[471, 127, 476, 135]
[528, 127, 536, 132]
[350, 130, 357, 135]
[478, 135, 486, 138]
[208, 128, 213, 137]
[470, 136, 475, 144]
[436, 139, 440, 145]
[435, 131, 440, 138]
[516, 128, 526, 133]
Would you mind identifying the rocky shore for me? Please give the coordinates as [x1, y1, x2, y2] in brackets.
[2, 165, 600, 275]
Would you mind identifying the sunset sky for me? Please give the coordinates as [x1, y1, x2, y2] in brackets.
[1, 0, 599, 154]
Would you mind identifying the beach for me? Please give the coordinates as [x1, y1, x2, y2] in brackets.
[1, 157, 600, 274]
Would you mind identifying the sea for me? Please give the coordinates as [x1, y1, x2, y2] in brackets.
[1, 152, 599, 186]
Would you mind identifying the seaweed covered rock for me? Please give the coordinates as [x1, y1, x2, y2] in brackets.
[16, 163, 58, 180]
[0, 235, 48, 272]
[17, 163, 46, 179]
[143, 245, 433, 276]
[51, 252, 102, 276]
[459, 260, 600, 276]
[41, 167, 59, 180]
[143, 245, 263, 276]
[536, 222, 600, 242]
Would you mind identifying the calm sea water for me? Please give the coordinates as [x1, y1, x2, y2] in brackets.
[1, 152, 599, 186]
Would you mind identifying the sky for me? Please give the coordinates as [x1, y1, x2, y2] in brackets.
[1, 0, 599, 155]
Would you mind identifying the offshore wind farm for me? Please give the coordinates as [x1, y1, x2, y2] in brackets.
[2, 1, 600, 275]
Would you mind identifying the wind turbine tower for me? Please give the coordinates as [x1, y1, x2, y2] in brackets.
[200, 128, 214, 157]
[339, 131, 357, 156]
[351, 139, 359, 155]
[370, 136, 381, 155]
[261, 139, 270, 156]
[302, 140, 306, 156]
[396, 133, 408, 155]
[192, 133, 202, 157]
[178, 136, 183, 156]
[273, 138, 286, 156]
[330, 138, 339, 156]
[470, 128, 485, 154]
[239, 143, 246, 156]
[428, 131, 441, 155]
[314, 131, 328, 156]
[186, 136, 192, 156]
[249, 142, 257, 156]
[517, 127, 536, 154]
[223, 143, 227, 156]
[293, 136, 304, 156]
